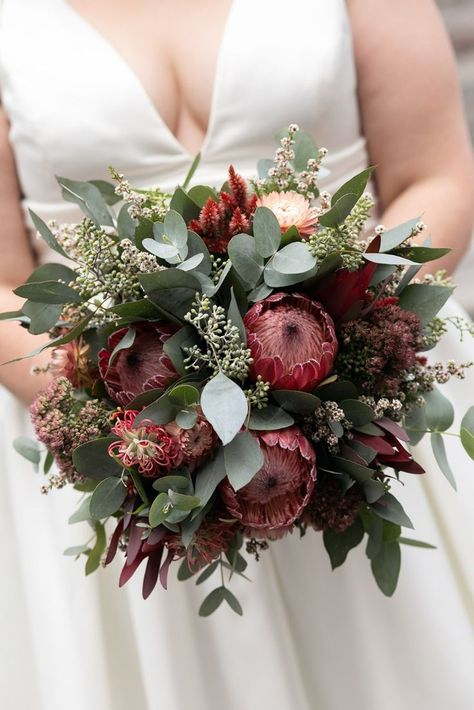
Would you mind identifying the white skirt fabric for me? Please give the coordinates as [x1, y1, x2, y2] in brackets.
[1, 300, 473, 710]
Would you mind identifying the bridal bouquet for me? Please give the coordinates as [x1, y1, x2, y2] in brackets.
[4, 125, 474, 615]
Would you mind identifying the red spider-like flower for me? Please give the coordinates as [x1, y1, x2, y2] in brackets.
[244, 292, 338, 391]
[219, 428, 317, 534]
[188, 165, 257, 254]
[98, 322, 178, 406]
[168, 513, 239, 573]
[108, 409, 183, 477]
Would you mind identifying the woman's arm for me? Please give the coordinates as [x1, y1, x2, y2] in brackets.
[0, 105, 51, 404]
[347, 0, 474, 274]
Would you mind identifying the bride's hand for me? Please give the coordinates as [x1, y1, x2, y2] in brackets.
[348, 0, 474, 275]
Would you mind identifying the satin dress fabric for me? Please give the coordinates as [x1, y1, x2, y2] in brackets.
[0, 1, 473, 708]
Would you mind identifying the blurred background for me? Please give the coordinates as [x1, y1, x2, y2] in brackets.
[437, 0, 474, 315]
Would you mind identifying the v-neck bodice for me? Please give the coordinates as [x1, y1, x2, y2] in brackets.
[0, 0, 368, 246]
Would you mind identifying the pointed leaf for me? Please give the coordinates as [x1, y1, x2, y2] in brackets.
[460, 407, 474, 461]
[253, 206, 281, 258]
[224, 432, 264, 490]
[201, 373, 248, 445]
[199, 586, 226, 616]
[90, 477, 127, 519]
[371, 493, 413, 529]
[371, 541, 401, 596]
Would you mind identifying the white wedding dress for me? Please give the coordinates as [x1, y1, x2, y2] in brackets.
[0, 1, 473, 709]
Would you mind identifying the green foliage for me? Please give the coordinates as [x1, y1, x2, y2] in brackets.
[460, 407, 474, 461]
[201, 373, 248, 445]
[13, 436, 41, 466]
[223, 432, 264, 490]
[89, 477, 127, 519]
[323, 518, 365, 569]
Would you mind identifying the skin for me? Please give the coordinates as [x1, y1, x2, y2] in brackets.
[0, 0, 473, 404]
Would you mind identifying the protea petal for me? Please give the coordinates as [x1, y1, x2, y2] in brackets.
[244, 292, 338, 391]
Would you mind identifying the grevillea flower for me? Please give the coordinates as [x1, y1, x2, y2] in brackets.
[244, 292, 338, 391]
[50, 336, 93, 389]
[165, 409, 218, 470]
[188, 165, 257, 254]
[219, 428, 316, 533]
[108, 410, 183, 477]
[98, 322, 178, 406]
[256, 191, 319, 238]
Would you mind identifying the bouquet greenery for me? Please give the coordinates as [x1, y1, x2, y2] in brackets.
[4, 125, 474, 616]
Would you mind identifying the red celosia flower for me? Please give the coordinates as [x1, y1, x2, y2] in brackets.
[98, 322, 178, 406]
[244, 292, 338, 391]
[166, 408, 218, 470]
[50, 336, 94, 389]
[219, 428, 317, 533]
[313, 262, 377, 322]
[108, 409, 183, 477]
[188, 165, 257, 254]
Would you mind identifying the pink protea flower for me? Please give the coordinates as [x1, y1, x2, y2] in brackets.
[166, 409, 218, 470]
[219, 428, 316, 533]
[108, 409, 183, 477]
[98, 322, 178, 406]
[244, 292, 338, 391]
[256, 191, 319, 238]
[50, 336, 94, 389]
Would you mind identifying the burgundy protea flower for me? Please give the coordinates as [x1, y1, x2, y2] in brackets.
[188, 165, 257, 254]
[108, 409, 183, 477]
[244, 292, 338, 391]
[165, 408, 218, 470]
[219, 428, 317, 533]
[98, 322, 178, 406]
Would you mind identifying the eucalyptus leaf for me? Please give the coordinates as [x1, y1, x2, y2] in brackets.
[371, 541, 401, 596]
[224, 432, 264, 490]
[13, 436, 41, 465]
[223, 588, 243, 615]
[168, 383, 200, 407]
[404, 404, 428, 446]
[424, 387, 455, 432]
[152, 475, 191, 493]
[201, 373, 248, 445]
[395, 246, 450, 263]
[90, 477, 127, 519]
[364, 253, 419, 266]
[72, 437, 122, 480]
[323, 518, 364, 569]
[162, 326, 196, 375]
[196, 560, 220, 585]
[193, 449, 226, 509]
[399, 537, 436, 549]
[134, 396, 177, 426]
[271, 242, 316, 274]
[168, 490, 200, 511]
[248, 404, 294, 431]
[397, 284, 454, 326]
[15, 280, 82, 304]
[143, 238, 179, 259]
[264, 262, 318, 288]
[177, 253, 205, 271]
[57, 177, 115, 227]
[88, 179, 121, 205]
[228, 233, 264, 288]
[272, 390, 321, 415]
[460, 407, 474, 461]
[149, 492, 171, 528]
[22, 301, 63, 335]
[371, 493, 413, 529]
[340, 399, 375, 426]
[28, 210, 69, 258]
[248, 282, 273, 302]
[228, 287, 247, 344]
[430, 433, 456, 490]
[253, 207, 281, 258]
[107, 327, 136, 369]
[68, 496, 92, 524]
[187, 184, 217, 208]
[199, 586, 226, 616]
[186, 231, 212, 275]
[257, 158, 274, 179]
[85, 522, 107, 575]
[379, 217, 421, 252]
[182, 152, 202, 190]
[117, 203, 138, 240]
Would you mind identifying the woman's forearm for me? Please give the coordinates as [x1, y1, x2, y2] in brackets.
[0, 287, 51, 405]
[378, 175, 474, 275]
